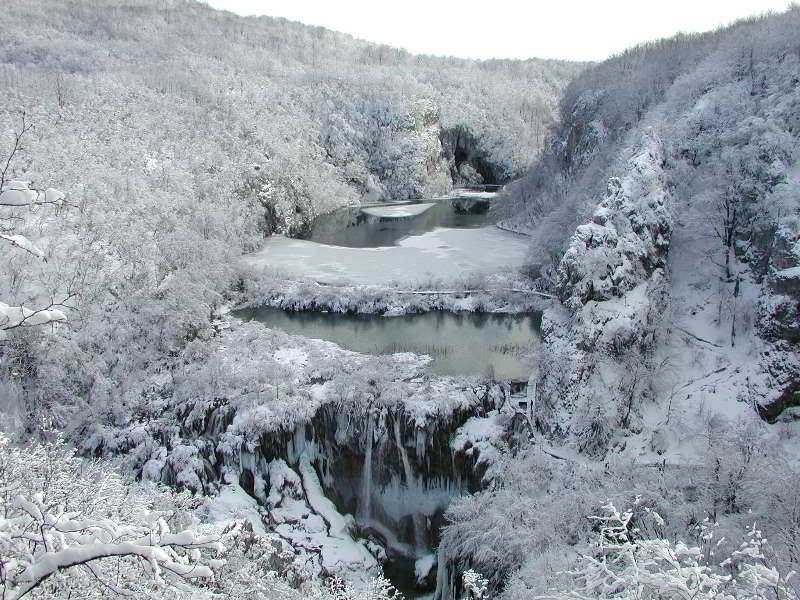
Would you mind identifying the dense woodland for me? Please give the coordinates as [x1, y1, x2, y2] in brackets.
[0, 0, 575, 429]
[2, 2, 800, 599]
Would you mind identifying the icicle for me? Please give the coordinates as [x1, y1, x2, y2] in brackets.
[393, 416, 426, 552]
[359, 409, 375, 521]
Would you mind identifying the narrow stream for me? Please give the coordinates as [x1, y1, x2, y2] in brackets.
[234, 308, 541, 380]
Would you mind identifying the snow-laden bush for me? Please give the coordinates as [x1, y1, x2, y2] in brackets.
[538, 501, 794, 600]
[0, 435, 224, 599]
[0, 436, 404, 600]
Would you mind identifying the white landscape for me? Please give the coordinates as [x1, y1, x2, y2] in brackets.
[1, 2, 799, 600]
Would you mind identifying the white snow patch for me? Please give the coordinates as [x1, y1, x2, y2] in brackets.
[451, 412, 505, 464]
[449, 189, 498, 200]
[774, 266, 800, 280]
[360, 202, 435, 218]
[204, 484, 268, 535]
[0, 233, 44, 258]
[273, 347, 308, 368]
[415, 553, 436, 584]
[0, 302, 67, 338]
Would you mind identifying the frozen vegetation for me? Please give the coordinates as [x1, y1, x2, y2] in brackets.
[2, 2, 800, 600]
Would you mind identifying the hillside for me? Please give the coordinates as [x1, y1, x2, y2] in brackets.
[2, 0, 579, 226]
[1, 3, 799, 600]
[0, 0, 578, 428]
[436, 7, 800, 598]
[503, 5, 800, 430]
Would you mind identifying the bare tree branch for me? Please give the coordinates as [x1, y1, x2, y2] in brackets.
[0, 113, 33, 195]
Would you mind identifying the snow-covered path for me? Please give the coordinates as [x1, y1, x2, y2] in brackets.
[242, 226, 530, 286]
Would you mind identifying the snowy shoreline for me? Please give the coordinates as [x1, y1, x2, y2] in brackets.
[238, 272, 551, 316]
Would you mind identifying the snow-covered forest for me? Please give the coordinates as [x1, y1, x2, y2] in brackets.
[1, 1, 799, 599]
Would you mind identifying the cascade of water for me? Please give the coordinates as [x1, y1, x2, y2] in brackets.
[393, 416, 426, 552]
[359, 409, 375, 521]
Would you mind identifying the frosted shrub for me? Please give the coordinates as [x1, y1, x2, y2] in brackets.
[463, 569, 491, 599]
[539, 502, 794, 600]
[0, 435, 224, 599]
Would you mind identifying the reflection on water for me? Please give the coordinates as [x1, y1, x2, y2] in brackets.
[304, 197, 503, 248]
[234, 307, 540, 380]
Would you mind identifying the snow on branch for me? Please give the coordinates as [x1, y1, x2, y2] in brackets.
[0, 114, 74, 340]
[0, 181, 68, 209]
[0, 437, 226, 600]
[0, 300, 68, 341]
[538, 501, 794, 600]
[0, 233, 44, 259]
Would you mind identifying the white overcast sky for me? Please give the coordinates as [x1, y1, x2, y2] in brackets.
[202, 0, 792, 61]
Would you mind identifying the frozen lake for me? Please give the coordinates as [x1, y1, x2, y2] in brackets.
[242, 226, 530, 286]
[233, 307, 540, 380]
[242, 191, 531, 286]
[305, 194, 501, 248]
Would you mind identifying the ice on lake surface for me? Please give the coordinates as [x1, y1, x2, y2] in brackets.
[241, 194, 529, 286]
[305, 195, 504, 248]
[242, 226, 530, 286]
[234, 308, 541, 380]
[360, 202, 436, 219]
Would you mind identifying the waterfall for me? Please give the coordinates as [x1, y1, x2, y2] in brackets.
[207, 385, 509, 597]
[393, 416, 426, 552]
[359, 409, 375, 521]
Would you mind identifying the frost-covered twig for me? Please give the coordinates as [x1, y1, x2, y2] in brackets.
[538, 502, 794, 600]
[0, 437, 225, 600]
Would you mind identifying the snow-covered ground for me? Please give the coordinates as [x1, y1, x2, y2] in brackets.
[242, 227, 530, 286]
[629, 176, 764, 464]
[448, 189, 499, 200]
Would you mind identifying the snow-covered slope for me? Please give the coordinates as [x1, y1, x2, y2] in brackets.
[509, 7, 800, 445]
[436, 9, 800, 599]
[534, 132, 672, 453]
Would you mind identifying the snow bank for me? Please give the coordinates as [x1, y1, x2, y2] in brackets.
[204, 484, 269, 535]
[448, 189, 498, 200]
[450, 412, 505, 465]
[241, 270, 549, 317]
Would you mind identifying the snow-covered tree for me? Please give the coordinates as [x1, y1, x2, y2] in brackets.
[0, 435, 225, 599]
[539, 502, 794, 600]
[0, 115, 70, 342]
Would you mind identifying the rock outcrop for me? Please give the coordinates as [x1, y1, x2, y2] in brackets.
[534, 133, 673, 453]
